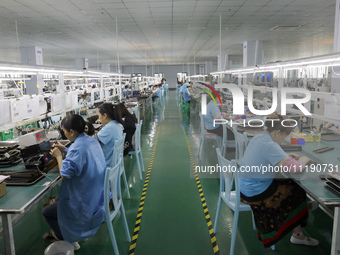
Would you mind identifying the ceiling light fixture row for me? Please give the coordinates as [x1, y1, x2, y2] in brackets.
[0, 64, 131, 77]
[211, 53, 340, 75]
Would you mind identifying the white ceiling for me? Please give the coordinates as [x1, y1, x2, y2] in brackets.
[0, 0, 336, 68]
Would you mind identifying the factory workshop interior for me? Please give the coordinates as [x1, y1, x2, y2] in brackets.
[0, 0, 340, 255]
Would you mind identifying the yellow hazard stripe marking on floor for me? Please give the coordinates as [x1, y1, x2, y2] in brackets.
[183, 129, 220, 254]
[128, 126, 161, 255]
[178, 106, 220, 255]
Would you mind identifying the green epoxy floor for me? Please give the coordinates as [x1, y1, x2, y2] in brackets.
[1, 90, 334, 255]
[132, 95, 214, 255]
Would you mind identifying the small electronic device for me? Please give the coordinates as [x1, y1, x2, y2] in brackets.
[20, 140, 56, 172]
[0, 141, 22, 168]
[325, 177, 340, 196]
[313, 147, 334, 154]
[325, 181, 340, 195]
[280, 145, 302, 151]
[319, 175, 327, 181]
[87, 108, 97, 117]
[18, 129, 46, 148]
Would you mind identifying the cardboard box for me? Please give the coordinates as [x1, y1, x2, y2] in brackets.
[0, 181, 7, 198]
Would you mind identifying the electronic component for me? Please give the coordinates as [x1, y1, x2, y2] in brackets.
[20, 140, 56, 172]
[325, 180, 340, 196]
[313, 147, 334, 154]
[18, 129, 46, 148]
[319, 175, 327, 181]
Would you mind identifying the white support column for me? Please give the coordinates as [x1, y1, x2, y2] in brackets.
[277, 67, 284, 114]
[116, 17, 120, 76]
[332, 0, 340, 93]
[194, 53, 196, 75]
[119, 75, 122, 101]
[21, 47, 44, 95]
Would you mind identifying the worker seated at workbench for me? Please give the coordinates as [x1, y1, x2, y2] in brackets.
[240, 114, 319, 248]
[44, 114, 106, 250]
[152, 84, 161, 102]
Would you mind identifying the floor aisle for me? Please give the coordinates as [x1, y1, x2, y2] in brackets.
[131, 93, 216, 255]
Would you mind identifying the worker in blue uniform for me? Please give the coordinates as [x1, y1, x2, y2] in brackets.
[122, 87, 128, 97]
[152, 84, 161, 102]
[44, 114, 106, 250]
[176, 82, 182, 100]
[97, 103, 123, 168]
[180, 82, 189, 101]
[203, 92, 229, 137]
[183, 84, 191, 103]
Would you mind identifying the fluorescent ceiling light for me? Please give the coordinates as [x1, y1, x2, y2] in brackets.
[211, 53, 340, 75]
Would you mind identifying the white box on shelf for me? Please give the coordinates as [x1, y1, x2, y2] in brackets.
[325, 94, 340, 120]
[26, 96, 40, 118]
[10, 98, 27, 123]
[38, 95, 47, 115]
[71, 92, 79, 109]
[51, 94, 62, 113]
[18, 129, 46, 148]
[104, 88, 111, 99]
[65, 93, 72, 109]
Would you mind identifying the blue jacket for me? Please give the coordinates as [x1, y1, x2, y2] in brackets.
[58, 133, 107, 242]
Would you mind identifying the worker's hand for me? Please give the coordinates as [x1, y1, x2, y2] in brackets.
[299, 156, 310, 165]
[288, 153, 300, 160]
[53, 142, 66, 152]
[221, 112, 230, 118]
[50, 147, 62, 159]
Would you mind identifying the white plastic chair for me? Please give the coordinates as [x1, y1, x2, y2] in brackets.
[214, 148, 256, 255]
[128, 120, 144, 180]
[148, 94, 153, 113]
[214, 148, 275, 253]
[220, 123, 227, 158]
[113, 134, 131, 198]
[104, 156, 131, 255]
[161, 89, 165, 103]
[134, 104, 140, 123]
[198, 113, 222, 160]
[232, 127, 249, 165]
[176, 88, 181, 103]
[155, 90, 164, 107]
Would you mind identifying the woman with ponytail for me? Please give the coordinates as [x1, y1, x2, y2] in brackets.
[97, 103, 123, 168]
